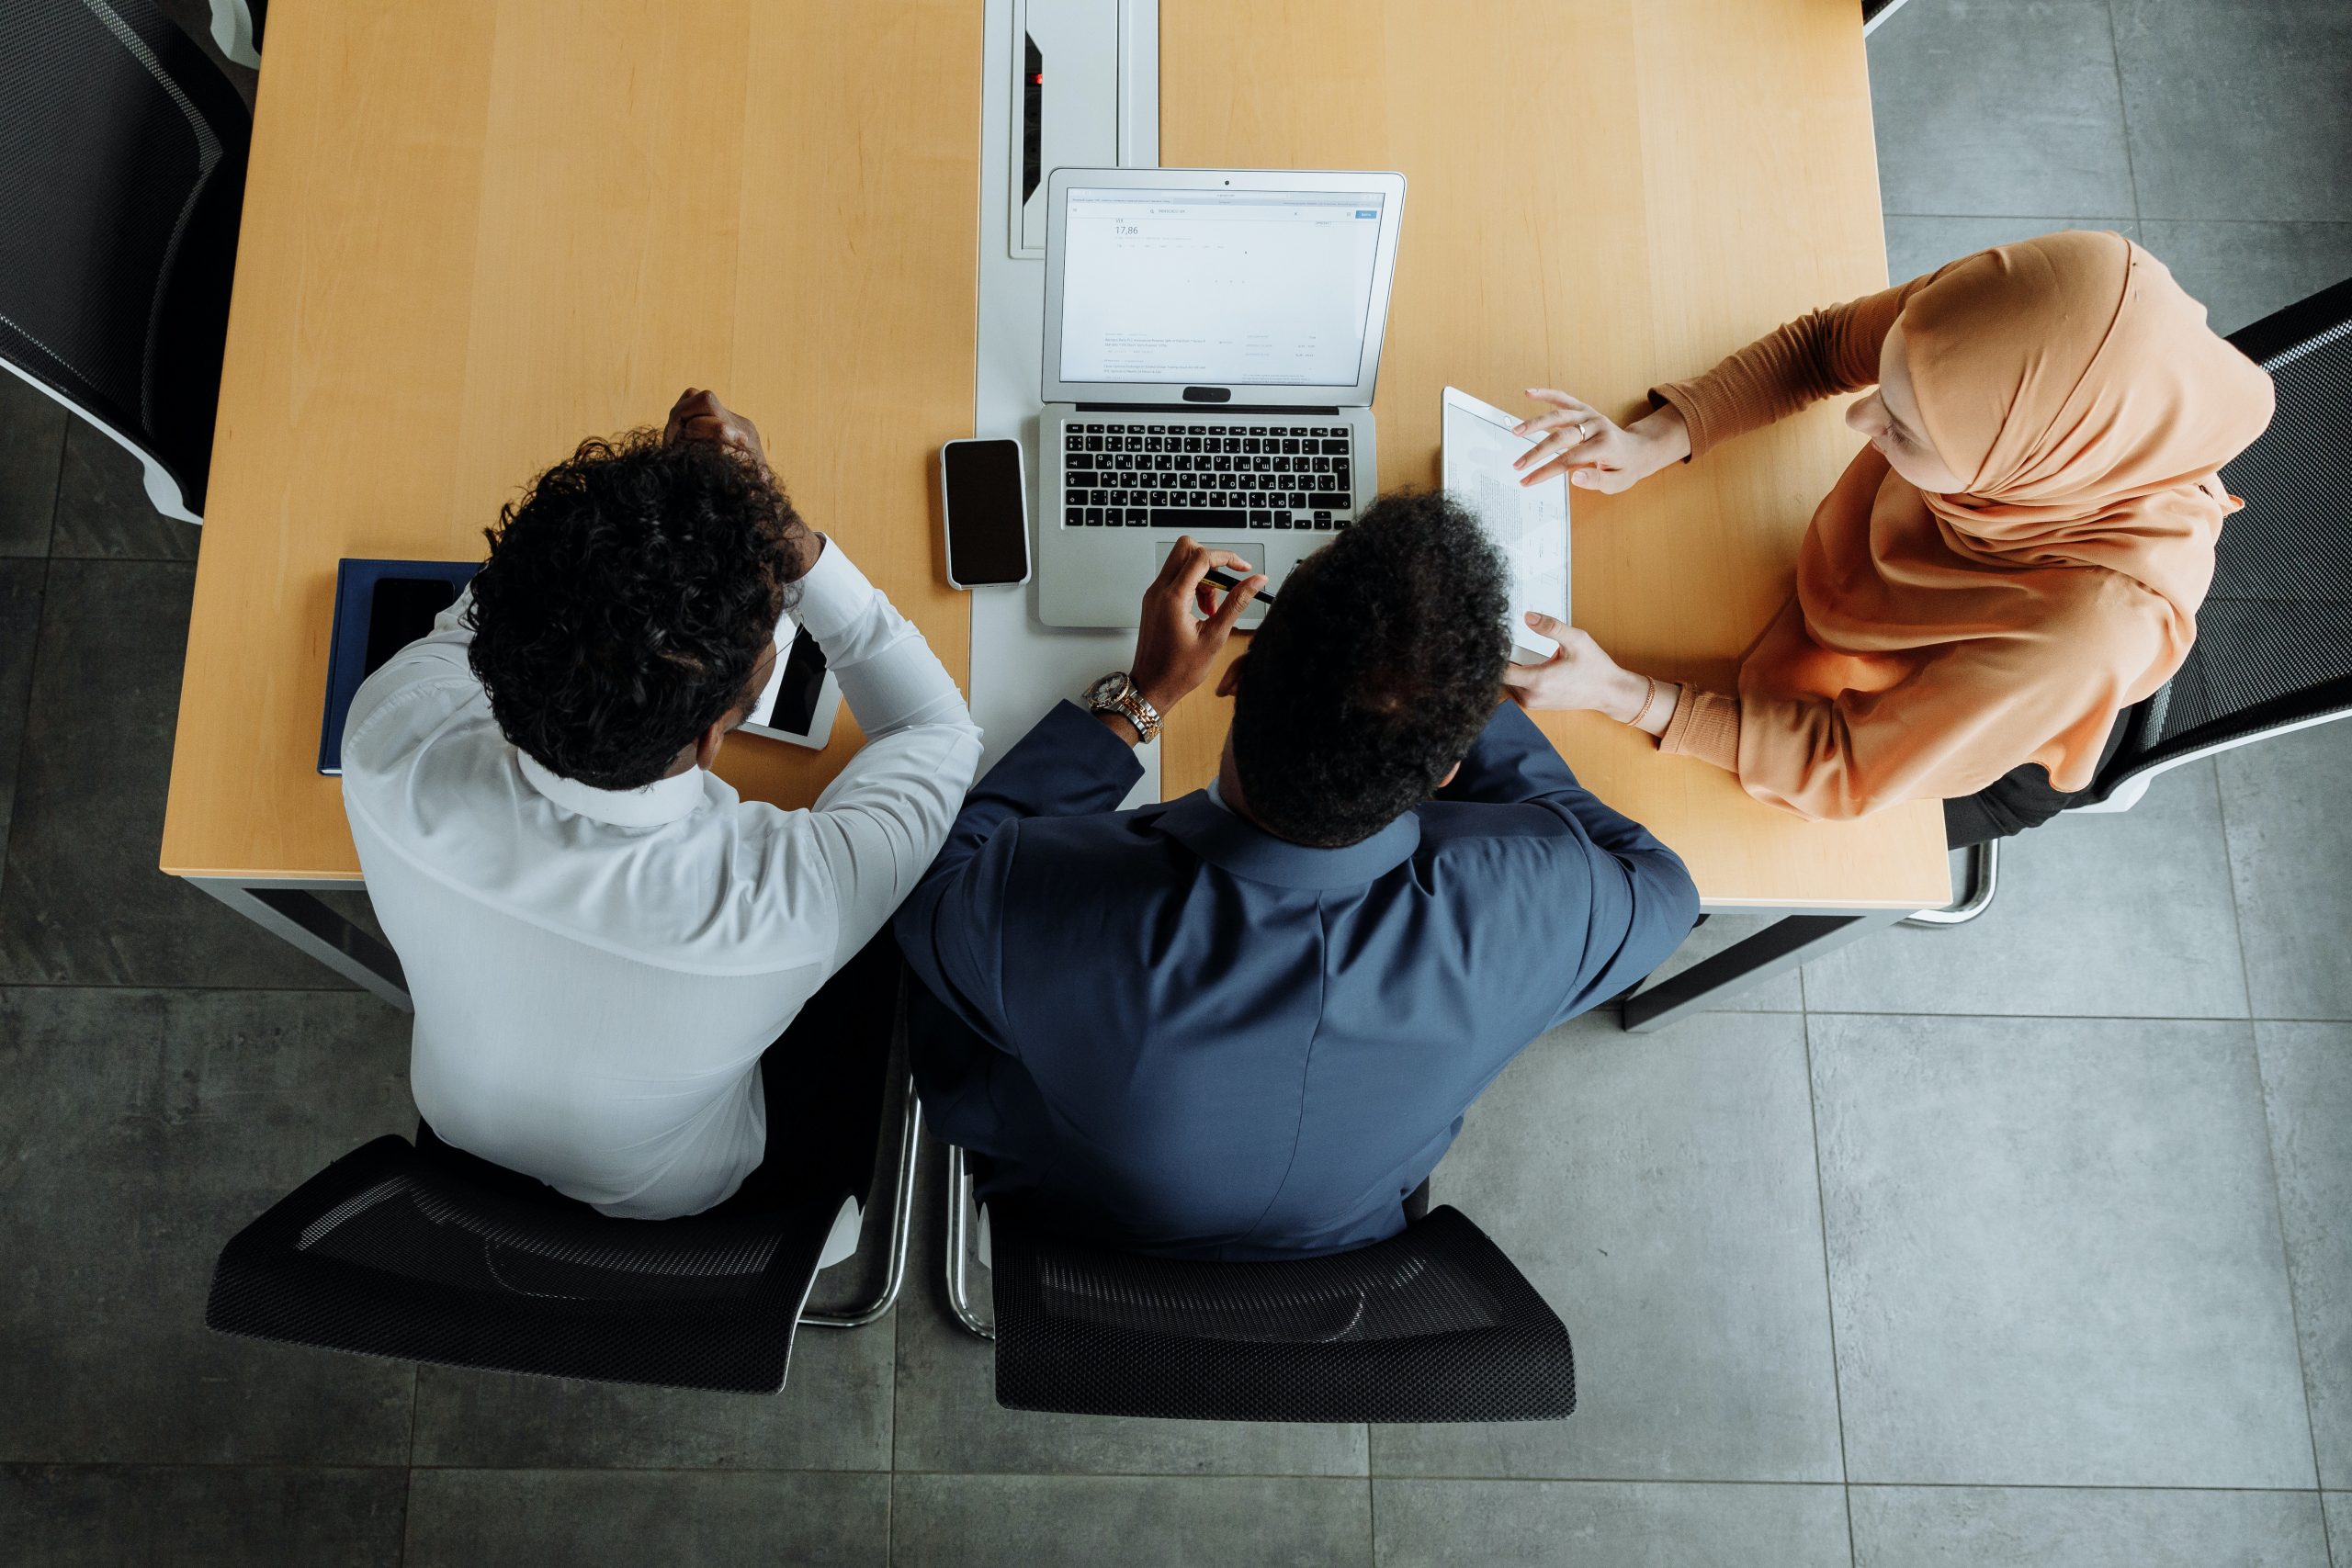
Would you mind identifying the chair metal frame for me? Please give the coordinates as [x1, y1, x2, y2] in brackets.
[944, 1142, 997, 1340]
[804, 1083, 922, 1329]
[208, 0, 260, 68]
[1902, 839, 1999, 929]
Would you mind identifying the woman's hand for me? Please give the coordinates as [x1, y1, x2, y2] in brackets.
[1512, 390, 1690, 493]
[1501, 614, 1677, 735]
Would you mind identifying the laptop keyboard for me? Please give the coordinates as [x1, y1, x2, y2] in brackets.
[1060, 421, 1355, 532]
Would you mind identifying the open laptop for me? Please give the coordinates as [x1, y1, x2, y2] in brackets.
[1037, 167, 1408, 628]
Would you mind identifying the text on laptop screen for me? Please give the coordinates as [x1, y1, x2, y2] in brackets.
[1058, 187, 1387, 388]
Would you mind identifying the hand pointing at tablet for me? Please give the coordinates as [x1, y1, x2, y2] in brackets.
[1511, 389, 1690, 493]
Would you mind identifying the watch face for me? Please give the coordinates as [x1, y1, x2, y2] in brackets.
[1086, 672, 1129, 707]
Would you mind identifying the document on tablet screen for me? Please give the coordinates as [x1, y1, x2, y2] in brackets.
[1442, 387, 1570, 660]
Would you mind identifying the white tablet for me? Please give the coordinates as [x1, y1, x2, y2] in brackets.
[1441, 386, 1571, 662]
[741, 612, 842, 750]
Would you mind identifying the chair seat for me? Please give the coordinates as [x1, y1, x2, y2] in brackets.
[989, 1204, 1577, 1423]
[206, 1136, 845, 1394]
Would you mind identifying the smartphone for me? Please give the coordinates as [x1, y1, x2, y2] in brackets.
[941, 437, 1031, 589]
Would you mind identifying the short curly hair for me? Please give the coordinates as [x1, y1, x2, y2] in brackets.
[466, 431, 804, 791]
[1232, 491, 1512, 848]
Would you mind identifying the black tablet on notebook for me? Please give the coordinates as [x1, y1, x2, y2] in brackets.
[317, 558, 479, 775]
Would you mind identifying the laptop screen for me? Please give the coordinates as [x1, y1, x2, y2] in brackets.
[1057, 186, 1389, 389]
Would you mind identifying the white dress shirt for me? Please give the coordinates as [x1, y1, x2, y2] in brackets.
[342, 543, 981, 1219]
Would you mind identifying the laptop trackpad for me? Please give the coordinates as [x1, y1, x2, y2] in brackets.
[1153, 539, 1266, 578]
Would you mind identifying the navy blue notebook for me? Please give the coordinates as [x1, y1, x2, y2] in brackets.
[318, 558, 480, 775]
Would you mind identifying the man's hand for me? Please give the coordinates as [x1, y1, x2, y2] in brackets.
[664, 387, 822, 579]
[664, 388, 770, 475]
[1130, 537, 1265, 716]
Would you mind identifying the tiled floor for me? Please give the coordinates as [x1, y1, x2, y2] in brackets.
[3, 3, 2348, 1563]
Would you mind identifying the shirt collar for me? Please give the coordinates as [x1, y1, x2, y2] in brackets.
[516, 750, 707, 829]
[1153, 789, 1421, 891]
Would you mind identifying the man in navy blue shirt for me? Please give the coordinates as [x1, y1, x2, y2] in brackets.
[896, 492, 1699, 1258]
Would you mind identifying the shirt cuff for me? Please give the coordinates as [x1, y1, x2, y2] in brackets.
[1659, 685, 1741, 773]
[1046, 698, 1148, 773]
[790, 536, 876, 642]
[1647, 383, 1715, 463]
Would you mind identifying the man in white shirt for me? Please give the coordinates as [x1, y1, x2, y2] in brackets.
[342, 389, 981, 1219]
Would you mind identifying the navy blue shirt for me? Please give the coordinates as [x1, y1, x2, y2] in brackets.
[896, 700, 1699, 1259]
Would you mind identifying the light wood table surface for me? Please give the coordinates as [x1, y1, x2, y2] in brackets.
[1159, 0, 1951, 910]
[159, 0, 980, 886]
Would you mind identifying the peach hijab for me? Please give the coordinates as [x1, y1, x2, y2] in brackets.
[1736, 231, 2277, 818]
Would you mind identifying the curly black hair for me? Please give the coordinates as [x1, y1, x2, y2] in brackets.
[1232, 491, 1512, 848]
[465, 430, 805, 792]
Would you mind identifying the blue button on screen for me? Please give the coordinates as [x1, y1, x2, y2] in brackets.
[1353, 209, 1376, 219]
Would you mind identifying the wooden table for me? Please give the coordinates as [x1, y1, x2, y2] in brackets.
[161, 0, 1948, 1024]
[1159, 0, 1952, 939]
[157, 1, 982, 1003]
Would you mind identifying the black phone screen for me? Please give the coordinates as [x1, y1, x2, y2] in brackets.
[943, 439, 1029, 586]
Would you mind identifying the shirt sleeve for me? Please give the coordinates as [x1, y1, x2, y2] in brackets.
[1647, 271, 1940, 460]
[1440, 705, 1702, 1022]
[894, 700, 1144, 1051]
[789, 542, 986, 968]
[1658, 686, 1743, 773]
[1729, 580, 2172, 819]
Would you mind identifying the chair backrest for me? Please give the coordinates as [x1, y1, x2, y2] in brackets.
[2094, 275, 2352, 799]
[988, 1204, 1577, 1423]
[0, 0, 252, 519]
[205, 1136, 844, 1393]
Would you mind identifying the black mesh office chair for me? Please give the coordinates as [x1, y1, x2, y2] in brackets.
[0, 0, 252, 524]
[207, 949, 923, 1395]
[943, 1148, 1577, 1423]
[1914, 275, 2352, 927]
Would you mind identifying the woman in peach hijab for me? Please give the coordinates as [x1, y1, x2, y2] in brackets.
[1501, 231, 2276, 845]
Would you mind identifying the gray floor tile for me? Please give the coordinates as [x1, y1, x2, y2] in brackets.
[409, 1314, 895, 1472]
[2140, 221, 2352, 338]
[2219, 720, 2352, 1021]
[2114, 0, 2352, 222]
[0, 561, 42, 898]
[0, 559, 344, 987]
[1849, 1484, 2330, 1568]
[891, 1138, 1370, 1477]
[1372, 1012, 1844, 1483]
[1883, 217, 2135, 288]
[2258, 1021, 2352, 1489]
[48, 419, 198, 562]
[1811, 1012, 2314, 1487]
[2329, 1493, 2349, 1568]
[0, 1464, 407, 1568]
[1633, 912, 1804, 1013]
[401, 1468, 888, 1568]
[0, 987, 416, 1464]
[892, 1474, 1374, 1568]
[1868, 0, 2137, 218]
[1803, 761, 2248, 1019]
[0, 370, 64, 558]
[1371, 1479, 1850, 1568]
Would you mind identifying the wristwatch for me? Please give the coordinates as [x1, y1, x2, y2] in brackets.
[1085, 671, 1163, 743]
